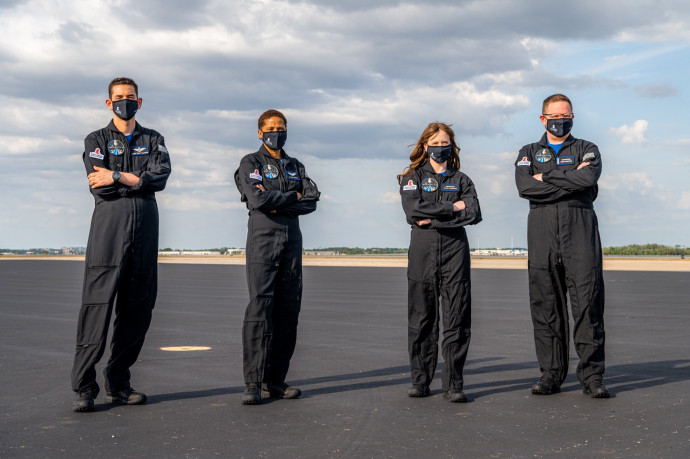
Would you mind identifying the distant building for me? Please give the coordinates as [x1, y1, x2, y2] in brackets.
[303, 251, 340, 256]
[158, 251, 222, 256]
[472, 248, 528, 257]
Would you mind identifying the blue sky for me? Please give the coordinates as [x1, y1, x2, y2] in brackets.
[0, 0, 688, 249]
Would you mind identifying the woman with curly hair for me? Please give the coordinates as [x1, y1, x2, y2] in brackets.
[398, 122, 482, 403]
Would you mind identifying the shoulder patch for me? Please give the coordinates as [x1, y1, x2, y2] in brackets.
[249, 169, 262, 181]
[402, 180, 417, 191]
[517, 156, 531, 166]
[583, 152, 596, 162]
[89, 148, 104, 160]
[158, 145, 168, 154]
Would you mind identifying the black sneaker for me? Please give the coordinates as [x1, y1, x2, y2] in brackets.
[583, 379, 610, 398]
[72, 389, 96, 413]
[443, 389, 468, 403]
[106, 388, 147, 405]
[407, 385, 430, 397]
[531, 375, 560, 395]
[262, 382, 301, 399]
[242, 383, 262, 405]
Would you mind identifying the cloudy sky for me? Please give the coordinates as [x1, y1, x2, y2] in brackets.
[1, 0, 689, 250]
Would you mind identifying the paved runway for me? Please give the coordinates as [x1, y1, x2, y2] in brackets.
[1, 261, 688, 458]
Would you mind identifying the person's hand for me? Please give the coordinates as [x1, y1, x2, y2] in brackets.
[577, 161, 591, 170]
[296, 192, 302, 200]
[533, 173, 543, 182]
[256, 184, 266, 192]
[452, 200, 466, 212]
[416, 219, 432, 226]
[88, 166, 114, 188]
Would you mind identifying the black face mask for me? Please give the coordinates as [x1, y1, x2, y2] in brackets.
[262, 131, 287, 150]
[546, 118, 573, 138]
[427, 145, 453, 164]
[112, 99, 138, 121]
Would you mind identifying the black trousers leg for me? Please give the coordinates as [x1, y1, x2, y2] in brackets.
[408, 279, 440, 387]
[104, 204, 158, 393]
[440, 239, 471, 392]
[562, 208, 606, 385]
[528, 208, 569, 385]
[266, 239, 302, 384]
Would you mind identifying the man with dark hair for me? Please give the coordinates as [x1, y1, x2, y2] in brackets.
[71, 77, 171, 412]
[514, 94, 609, 399]
[234, 109, 320, 405]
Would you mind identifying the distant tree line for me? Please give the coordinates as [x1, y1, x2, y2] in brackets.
[602, 244, 689, 256]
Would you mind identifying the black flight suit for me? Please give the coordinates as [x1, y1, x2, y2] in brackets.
[514, 133, 605, 387]
[234, 145, 320, 384]
[400, 161, 482, 392]
[72, 120, 171, 395]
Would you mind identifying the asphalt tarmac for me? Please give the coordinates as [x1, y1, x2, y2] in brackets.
[1, 261, 688, 458]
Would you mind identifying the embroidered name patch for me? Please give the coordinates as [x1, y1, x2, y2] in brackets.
[517, 156, 531, 166]
[286, 169, 300, 181]
[402, 180, 417, 191]
[249, 169, 262, 181]
[89, 148, 104, 160]
[441, 183, 460, 192]
[556, 156, 575, 166]
[131, 146, 149, 156]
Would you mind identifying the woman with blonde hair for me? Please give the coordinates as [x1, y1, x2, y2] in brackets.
[398, 122, 482, 403]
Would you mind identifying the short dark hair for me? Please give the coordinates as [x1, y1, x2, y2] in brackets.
[108, 77, 138, 99]
[258, 109, 287, 130]
[542, 94, 572, 114]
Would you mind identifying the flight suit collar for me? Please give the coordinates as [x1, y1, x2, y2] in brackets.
[105, 119, 142, 137]
[420, 159, 456, 175]
[258, 144, 289, 162]
[538, 132, 578, 149]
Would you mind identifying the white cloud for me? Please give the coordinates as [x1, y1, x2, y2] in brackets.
[599, 172, 654, 194]
[380, 192, 400, 204]
[678, 191, 690, 210]
[610, 120, 648, 144]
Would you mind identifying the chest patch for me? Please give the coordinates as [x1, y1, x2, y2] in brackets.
[441, 183, 460, 192]
[249, 169, 262, 181]
[107, 139, 125, 156]
[421, 177, 438, 192]
[556, 156, 575, 166]
[131, 145, 149, 156]
[535, 149, 552, 163]
[285, 169, 300, 181]
[263, 164, 279, 179]
[402, 180, 417, 191]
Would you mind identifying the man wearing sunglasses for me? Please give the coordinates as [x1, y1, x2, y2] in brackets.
[514, 94, 608, 399]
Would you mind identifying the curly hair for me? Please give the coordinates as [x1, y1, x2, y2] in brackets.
[258, 109, 287, 130]
[397, 122, 461, 184]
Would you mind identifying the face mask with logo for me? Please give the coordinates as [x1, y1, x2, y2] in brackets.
[427, 144, 453, 164]
[112, 99, 139, 121]
[262, 131, 287, 150]
[546, 118, 573, 138]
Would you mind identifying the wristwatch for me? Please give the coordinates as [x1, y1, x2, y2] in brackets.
[112, 171, 121, 182]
